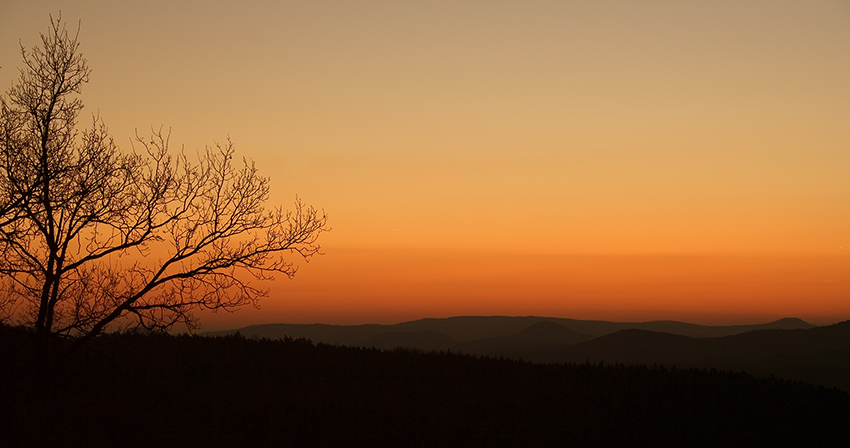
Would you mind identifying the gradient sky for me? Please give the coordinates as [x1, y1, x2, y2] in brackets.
[2, 1, 849, 329]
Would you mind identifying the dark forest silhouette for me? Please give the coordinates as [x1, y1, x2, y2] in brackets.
[2, 324, 849, 447]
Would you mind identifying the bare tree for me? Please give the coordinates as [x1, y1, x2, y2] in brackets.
[0, 15, 328, 339]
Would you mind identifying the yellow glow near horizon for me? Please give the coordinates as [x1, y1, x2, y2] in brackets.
[2, 1, 848, 328]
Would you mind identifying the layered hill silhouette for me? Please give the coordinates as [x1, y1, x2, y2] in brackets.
[206, 315, 814, 347]
[206, 316, 850, 390]
[550, 320, 850, 391]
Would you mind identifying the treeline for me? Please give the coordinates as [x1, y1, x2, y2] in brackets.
[1, 325, 848, 447]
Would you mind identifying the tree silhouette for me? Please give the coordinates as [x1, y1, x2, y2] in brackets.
[0, 15, 328, 339]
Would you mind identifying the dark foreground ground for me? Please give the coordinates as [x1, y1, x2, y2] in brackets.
[1, 326, 849, 447]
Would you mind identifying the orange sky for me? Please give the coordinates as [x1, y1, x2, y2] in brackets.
[2, 1, 848, 329]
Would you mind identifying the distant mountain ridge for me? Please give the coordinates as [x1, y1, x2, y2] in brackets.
[204, 316, 815, 352]
[202, 316, 850, 390]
